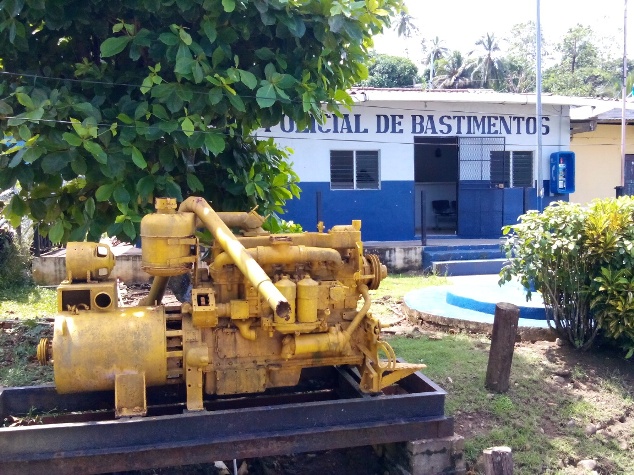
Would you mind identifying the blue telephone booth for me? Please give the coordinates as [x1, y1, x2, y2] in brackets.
[550, 152, 575, 194]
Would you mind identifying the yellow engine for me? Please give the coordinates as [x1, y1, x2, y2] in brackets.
[37, 197, 424, 417]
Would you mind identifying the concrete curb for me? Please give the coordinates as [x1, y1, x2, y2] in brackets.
[404, 302, 557, 342]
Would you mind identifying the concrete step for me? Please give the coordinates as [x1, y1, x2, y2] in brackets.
[432, 258, 508, 276]
[422, 244, 505, 270]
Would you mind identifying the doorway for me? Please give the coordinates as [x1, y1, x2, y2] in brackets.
[625, 155, 634, 196]
[414, 137, 459, 236]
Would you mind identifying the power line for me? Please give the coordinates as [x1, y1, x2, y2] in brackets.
[0, 69, 578, 119]
[0, 112, 619, 149]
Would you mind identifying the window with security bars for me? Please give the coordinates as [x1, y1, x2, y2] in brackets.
[330, 150, 380, 190]
[490, 151, 534, 188]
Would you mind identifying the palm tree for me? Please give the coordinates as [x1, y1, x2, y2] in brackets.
[427, 36, 448, 87]
[393, 10, 418, 38]
[471, 33, 504, 89]
[433, 51, 473, 89]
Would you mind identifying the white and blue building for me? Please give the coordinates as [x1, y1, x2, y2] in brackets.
[261, 89, 576, 241]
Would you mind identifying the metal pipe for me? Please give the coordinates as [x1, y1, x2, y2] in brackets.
[285, 284, 371, 357]
[536, 0, 543, 212]
[216, 210, 265, 231]
[342, 284, 371, 343]
[621, 0, 628, 188]
[210, 245, 343, 271]
[178, 197, 290, 319]
[142, 275, 169, 306]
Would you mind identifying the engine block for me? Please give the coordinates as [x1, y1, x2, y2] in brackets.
[37, 197, 423, 417]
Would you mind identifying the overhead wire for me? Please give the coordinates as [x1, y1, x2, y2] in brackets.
[0, 69, 580, 120]
[0, 69, 620, 149]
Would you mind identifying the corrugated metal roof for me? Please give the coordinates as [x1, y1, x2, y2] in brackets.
[569, 99, 634, 122]
[349, 87, 592, 106]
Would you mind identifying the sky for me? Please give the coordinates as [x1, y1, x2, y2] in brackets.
[373, 0, 632, 66]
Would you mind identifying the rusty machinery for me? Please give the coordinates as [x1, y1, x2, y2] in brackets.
[37, 197, 424, 417]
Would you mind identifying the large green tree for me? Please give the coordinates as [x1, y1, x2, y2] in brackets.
[470, 32, 504, 90]
[500, 21, 547, 93]
[432, 50, 472, 89]
[0, 0, 401, 243]
[543, 24, 613, 97]
[360, 53, 418, 87]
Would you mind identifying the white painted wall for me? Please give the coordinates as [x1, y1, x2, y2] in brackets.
[259, 99, 570, 186]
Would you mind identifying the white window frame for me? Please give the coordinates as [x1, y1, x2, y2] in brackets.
[329, 150, 381, 190]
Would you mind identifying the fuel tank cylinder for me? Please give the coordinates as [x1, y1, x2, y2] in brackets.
[274, 276, 296, 323]
[52, 307, 167, 393]
[297, 275, 319, 323]
[65, 242, 115, 282]
[140, 198, 196, 276]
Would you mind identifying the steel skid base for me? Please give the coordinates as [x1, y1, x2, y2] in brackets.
[0, 366, 453, 474]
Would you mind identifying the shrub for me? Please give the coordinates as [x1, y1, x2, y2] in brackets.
[0, 227, 32, 289]
[500, 197, 634, 354]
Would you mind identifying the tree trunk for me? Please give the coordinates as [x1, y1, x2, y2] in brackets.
[485, 303, 520, 393]
[483, 446, 513, 475]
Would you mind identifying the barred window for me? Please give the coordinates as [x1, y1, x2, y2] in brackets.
[330, 150, 380, 190]
[490, 151, 534, 188]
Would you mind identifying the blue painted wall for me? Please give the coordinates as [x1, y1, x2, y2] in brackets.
[282, 181, 415, 241]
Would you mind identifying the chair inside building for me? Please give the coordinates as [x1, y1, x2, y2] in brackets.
[431, 200, 457, 230]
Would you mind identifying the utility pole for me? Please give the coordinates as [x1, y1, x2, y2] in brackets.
[621, 0, 628, 192]
[536, 0, 543, 211]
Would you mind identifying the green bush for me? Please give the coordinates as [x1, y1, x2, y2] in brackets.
[500, 197, 634, 355]
[0, 227, 31, 289]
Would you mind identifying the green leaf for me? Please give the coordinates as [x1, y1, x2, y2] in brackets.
[274, 73, 296, 89]
[30, 200, 47, 221]
[0, 99, 13, 115]
[22, 147, 42, 164]
[204, 133, 225, 155]
[83, 141, 108, 164]
[159, 32, 179, 45]
[15, 93, 34, 109]
[63, 132, 83, 147]
[181, 117, 195, 136]
[117, 113, 134, 124]
[179, 29, 192, 45]
[175, 44, 194, 75]
[113, 185, 131, 204]
[7, 107, 44, 126]
[208, 88, 223, 105]
[49, 220, 65, 244]
[84, 197, 96, 218]
[254, 48, 275, 60]
[221, 0, 235, 12]
[211, 47, 225, 68]
[134, 101, 149, 120]
[8, 148, 26, 168]
[123, 219, 136, 240]
[17, 124, 31, 140]
[95, 183, 115, 202]
[71, 156, 87, 175]
[186, 173, 204, 192]
[238, 69, 257, 90]
[159, 120, 179, 133]
[131, 146, 147, 169]
[41, 152, 70, 174]
[152, 104, 169, 120]
[202, 20, 217, 44]
[227, 92, 245, 112]
[137, 175, 155, 198]
[333, 89, 351, 103]
[100, 36, 132, 57]
[256, 83, 276, 108]
[192, 62, 204, 84]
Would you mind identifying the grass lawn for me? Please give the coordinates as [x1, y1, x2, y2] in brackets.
[1, 274, 633, 474]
